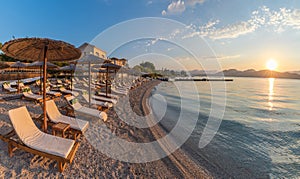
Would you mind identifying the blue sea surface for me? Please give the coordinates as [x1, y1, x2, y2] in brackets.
[150, 77, 300, 178]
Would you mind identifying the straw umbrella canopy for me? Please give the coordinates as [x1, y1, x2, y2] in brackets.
[0, 62, 10, 69]
[77, 54, 105, 107]
[10, 61, 27, 93]
[2, 37, 81, 132]
[27, 61, 59, 92]
[101, 63, 121, 97]
[59, 64, 77, 88]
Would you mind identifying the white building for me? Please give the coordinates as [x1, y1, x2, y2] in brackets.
[78, 43, 107, 59]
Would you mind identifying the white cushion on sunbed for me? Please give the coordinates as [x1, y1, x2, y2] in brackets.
[60, 87, 79, 96]
[23, 92, 43, 100]
[92, 95, 117, 104]
[82, 94, 113, 108]
[8, 106, 75, 158]
[96, 91, 119, 99]
[46, 100, 89, 132]
[65, 96, 107, 122]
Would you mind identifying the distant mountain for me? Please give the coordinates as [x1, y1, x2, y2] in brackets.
[289, 71, 300, 75]
[215, 69, 300, 79]
[189, 70, 218, 76]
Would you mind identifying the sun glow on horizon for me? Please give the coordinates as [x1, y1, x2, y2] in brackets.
[266, 59, 278, 71]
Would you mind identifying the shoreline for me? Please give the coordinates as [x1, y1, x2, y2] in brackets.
[140, 80, 212, 178]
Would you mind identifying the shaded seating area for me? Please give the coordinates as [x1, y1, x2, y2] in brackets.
[0, 106, 80, 172]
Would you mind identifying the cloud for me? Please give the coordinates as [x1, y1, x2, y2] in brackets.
[146, 1, 153, 5]
[162, 0, 205, 15]
[202, 55, 241, 60]
[184, 6, 300, 40]
[185, 0, 205, 6]
[162, 0, 185, 16]
[211, 21, 258, 40]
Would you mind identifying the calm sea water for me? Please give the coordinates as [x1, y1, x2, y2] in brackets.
[150, 77, 300, 178]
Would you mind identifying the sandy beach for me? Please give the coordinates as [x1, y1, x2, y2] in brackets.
[0, 80, 211, 178]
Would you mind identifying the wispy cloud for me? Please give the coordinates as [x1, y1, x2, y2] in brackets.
[184, 6, 300, 40]
[146, 1, 153, 6]
[162, 0, 186, 15]
[202, 55, 241, 60]
[162, 0, 205, 16]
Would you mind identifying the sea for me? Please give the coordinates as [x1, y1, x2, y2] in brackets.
[149, 77, 300, 178]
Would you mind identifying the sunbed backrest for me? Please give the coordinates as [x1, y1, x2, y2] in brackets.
[46, 100, 62, 122]
[8, 106, 41, 143]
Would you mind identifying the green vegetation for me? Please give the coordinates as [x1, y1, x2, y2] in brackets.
[133, 61, 188, 77]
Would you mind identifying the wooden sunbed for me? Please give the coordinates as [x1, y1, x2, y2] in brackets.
[45, 100, 89, 140]
[0, 107, 80, 172]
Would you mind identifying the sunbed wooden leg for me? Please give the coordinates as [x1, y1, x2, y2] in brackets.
[8, 142, 13, 157]
[58, 161, 67, 172]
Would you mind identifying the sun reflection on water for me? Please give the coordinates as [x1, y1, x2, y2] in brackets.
[268, 78, 275, 110]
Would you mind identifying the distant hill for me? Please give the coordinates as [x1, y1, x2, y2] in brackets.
[215, 69, 300, 79]
[189, 70, 218, 76]
[289, 71, 300, 75]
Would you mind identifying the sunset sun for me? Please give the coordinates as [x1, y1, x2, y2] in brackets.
[266, 59, 278, 71]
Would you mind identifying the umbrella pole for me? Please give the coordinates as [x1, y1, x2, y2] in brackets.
[40, 66, 42, 93]
[17, 67, 20, 93]
[106, 68, 108, 97]
[71, 71, 73, 90]
[89, 62, 91, 107]
[43, 45, 48, 132]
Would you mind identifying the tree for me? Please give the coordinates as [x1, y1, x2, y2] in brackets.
[180, 70, 187, 76]
[133, 65, 143, 72]
[140, 62, 155, 72]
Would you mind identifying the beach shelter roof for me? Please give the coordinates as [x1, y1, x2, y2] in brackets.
[27, 61, 58, 69]
[101, 63, 121, 70]
[0, 62, 9, 69]
[9, 61, 27, 93]
[77, 54, 106, 64]
[59, 64, 76, 71]
[10, 61, 27, 68]
[2, 38, 81, 61]
[2, 37, 81, 132]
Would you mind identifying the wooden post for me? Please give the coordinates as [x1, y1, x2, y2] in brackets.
[43, 45, 48, 133]
[17, 67, 20, 93]
[88, 61, 91, 107]
[40, 66, 42, 93]
[106, 67, 108, 97]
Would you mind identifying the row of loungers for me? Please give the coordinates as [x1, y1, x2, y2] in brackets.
[1, 77, 41, 93]
[0, 76, 151, 172]
[0, 97, 108, 172]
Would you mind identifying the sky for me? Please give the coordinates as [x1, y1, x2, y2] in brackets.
[1, 0, 300, 72]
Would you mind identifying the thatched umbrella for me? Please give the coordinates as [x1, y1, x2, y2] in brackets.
[77, 54, 105, 107]
[101, 63, 121, 97]
[27, 61, 59, 92]
[59, 64, 77, 88]
[0, 62, 10, 69]
[2, 37, 81, 132]
[10, 61, 27, 93]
